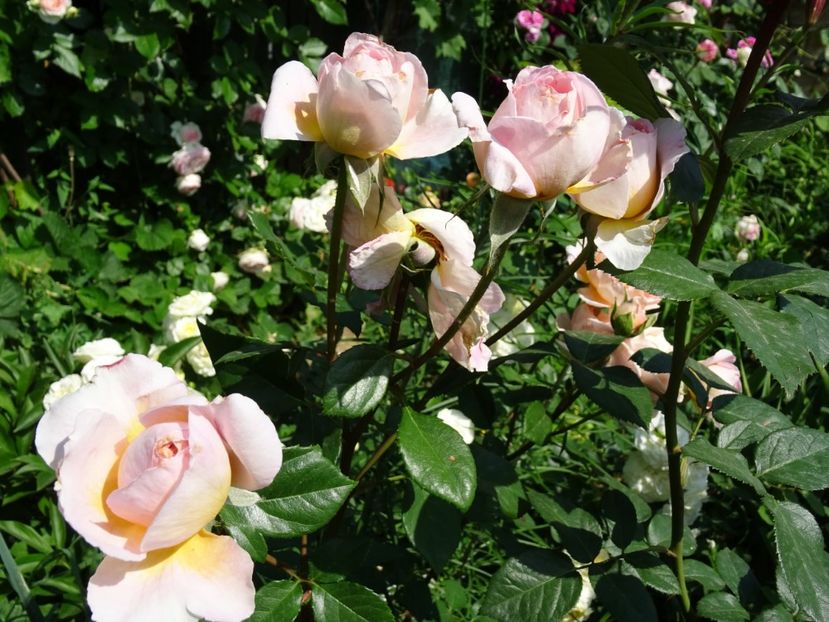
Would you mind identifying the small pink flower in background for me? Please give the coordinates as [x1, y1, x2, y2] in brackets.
[243, 94, 267, 124]
[647, 69, 673, 101]
[514, 10, 546, 43]
[28, 0, 75, 24]
[727, 37, 773, 68]
[543, 0, 577, 35]
[735, 214, 761, 242]
[696, 39, 719, 62]
[170, 121, 203, 146]
[665, 1, 697, 24]
[35, 355, 282, 622]
[170, 143, 211, 176]
[176, 173, 201, 196]
[262, 33, 467, 160]
[698, 0, 712, 9]
[699, 349, 742, 396]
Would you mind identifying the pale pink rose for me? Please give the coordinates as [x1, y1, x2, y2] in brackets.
[170, 121, 203, 146]
[35, 355, 281, 622]
[727, 37, 773, 68]
[170, 143, 211, 176]
[696, 39, 719, 62]
[515, 10, 546, 43]
[572, 115, 688, 270]
[243, 94, 267, 124]
[664, 1, 697, 24]
[262, 33, 466, 160]
[699, 0, 712, 8]
[609, 327, 674, 399]
[33, 0, 72, 23]
[452, 66, 625, 200]
[238, 248, 270, 275]
[698, 348, 742, 405]
[735, 214, 760, 242]
[557, 302, 615, 335]
[176, 174, 201, 196]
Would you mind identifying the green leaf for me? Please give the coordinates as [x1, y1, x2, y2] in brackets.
[481, 550, 582, 622]
[601, 489, 639, 549]
[135, 34, 161, 59]
[624, 553, 679, 595]
[398, 409, 476, 512]
[250, 581, 303, 622]
[683, 438, 765, 494]
[344, 156, 378, 212]
[697, 592, 750, 622]
[489, 194, 533, 263]
[578, 43, 668, 121]
[684, 559, 726, 593]
[156, 336, 201, 367]
[311, 581, 394, 622]
[670, 152, 705, 204]
[711, 291, 814, 398]
[403, 483, 461, 572]
[323, 345, 393, 418]
[413, 0, 440, 30]
[309, 0, 348, 25]
[522, 402, 549, 445]
[779, 295, 829, 368]
[220, 446, 354, 538]
[712, 394, 792, 450]
[473, 446, 524, 519]
[135, 219, 175, 251]
[600, 249, 719, 301]
[728, 261, 829, 298]
[52, 45, 82, 78]
[594, 573, 657, 622]
[0, 276, 24, 320]
[755, 427, 829, 490]
[572, 363, 653, 428]
[755, 605, 795, 622]
[563, 330, 625, 365]
[527, 491, 603, 564]
[715, 548, 760, 605]
[647, 514, 696, 555]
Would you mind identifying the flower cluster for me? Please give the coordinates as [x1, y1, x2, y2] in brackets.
[727, 36, 774, 68]
[289, 179, 338, 232]
[42, 338, 126, 409]
[514, 10, 546, 43]
[163, 290, 217, 377]
[36, 355, 282, 622]
[170, 122, 211, 196]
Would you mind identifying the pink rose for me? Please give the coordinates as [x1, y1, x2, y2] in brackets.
[727, 37, 773, 68]
[735, 214, 760, 242]
[170, 121, 203, 146]
[452, 65, 625, 200]
[572, 115, 688, 270]
[33, 0, 72, 23]
[609, 327, 675, 399]
[664, 1, 697, 24]
[35, 355, 282, 622]
[696, 39, 719, 62]
[699, 0, 712, 8]
[176, 173, 201, 196]
[243, 95, 267, 124]
[171, 143, 211, 175]
[515, 10, 546, 43]
[697, 348, 742, 405]
[262, 33, 466, 160]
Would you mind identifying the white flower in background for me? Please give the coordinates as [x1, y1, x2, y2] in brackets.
[289, 180, 338, 233]
[238, 248, 270, 275]
[634, 411, 689, 470]
[664, 1, 697, 24]
[176, 173, 201, 196]
[251, 154, 268, 176]
[42, 374, 83, 410]
[28, 0, 76, 24]
[167, 290, 216, 320]
[623, 452, 672, 502]
[232, 201, 248, 220]
[562, 563, 596, 622]
[736, 248, 750, 263]
[164, 316, 216, 378]
[489, 296, 537, 358]
[243, 95, 267, 124]
[170, 143, 211, 176]
[170, 121, 203, 146]
[187, 228, 210, 251]
[735, 214, 761, 242]
[436, 408, 475, 444]
[80, 356, 125, 382]
[647, 69, 680, 120]
[211, 271, 230, 290]
[72, 338, 125, 363]
[680, 462, 710, 524]
[147, 343, 166, 360]
[187, 342, 216, 377]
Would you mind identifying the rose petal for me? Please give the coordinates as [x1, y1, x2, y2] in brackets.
[87, 531, 254, 622]
[194, 394, 283, 491]
[595, 217, 668, 271]
[407, 207, 476, 266]
[385, 89, 467, 160]
[261, 61, 322, 142]
[649, 117, 689, 211]
[339, 185, 412, 248]
[348, 230, 413, 290]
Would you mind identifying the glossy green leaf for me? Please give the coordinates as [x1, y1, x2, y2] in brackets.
[473, 446, 524, 519]
[624, 553, 679, 595]
[601, 249, 719, 300]
[310, 0, 348, 25]
[134, 34, 161, 59]
[725, 100, 828, 161]
[572, 363, 652, 428]
[527, 491, 602, 563]
[779, 294, 829, 368]
[324, 345, 393, 418]
[683, 438, 765, 494]
[156, 336, 201, 367]
[311, 581, 394, 622]
[684, 559, 726, 593]
[601, 489, 639, 549]
[594, 573, 657, 622]
[0, 276, 24, 320]
[715, 548, 761, 606]
[481, 550, 582, 622]
[250, 581, 303, 622]
[563, 330, 625, 364]
[712, 394, 793, 450]
[398, 409, 476, 511]
[727, 261, 829, 298]
[755, 427, 829, 490]
[697, 592, 750, 622]
[403, 483, 461, 572]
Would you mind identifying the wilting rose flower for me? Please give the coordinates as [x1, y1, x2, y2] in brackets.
[436, 408, 475, 444]
[243, 94, 267, 124]
[35, 355, 281, 622]
[170, 121, 203, 146]
[515, 10, 546, 43]
[187, 228, 210, 252]
[696, 39, 719, 62]
[73, 338, 125, 364]
[167, 291, 216, 320]
[176, 174, 201, 196]
[727, 37, 773, 68]
[28, 0, 74, 24]
[572, 115, 688, 270]
[697, 348, 742, 405]
[42, 374, 83, 410]
[735, 214, 760, 242]
[238, 248, 270, 275]
[211, 271, 230, 290]
[171, 143, 211, 176]
[453, 66, 625, 200]
[262, 33, 466, 160]
[664, 1, 697, 24]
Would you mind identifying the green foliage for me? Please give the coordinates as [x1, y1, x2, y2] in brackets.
[604, 249, 720, 300]
[323, 345, 393, 419]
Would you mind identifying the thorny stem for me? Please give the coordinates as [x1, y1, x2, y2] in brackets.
[326, 162, 349, 362]
[660, 1, 791, 613]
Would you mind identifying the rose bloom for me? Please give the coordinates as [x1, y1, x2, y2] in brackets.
[176, 174, 201, 196]
[238, 248, 270, 275]
[696, 39, 719, 62]
[735, 214, 760, 242]
[515, 10, 545, 43]
[35, 355, 282, 622]
[699, 0, 712, 8]
[436, 408, 475, 444]
[242, 94, 267, 124]
[263, 33, 466, 160]
[167, 290, 216, 320]
[42, 374, 83, 410]
[72, 338, 125, 364]
[30, 0, 73, 23]
[211, 271, 230, 290]
[171, 143, 211, 176]
[697, 348, 742, 405]
[187, 228, 210, 252]
[664, 1, 697, 24]
[727, 37, 773, 68]
[453, 65, 626, 201]
[170, 121, 203, 146]
[571, 115, 688, 270]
